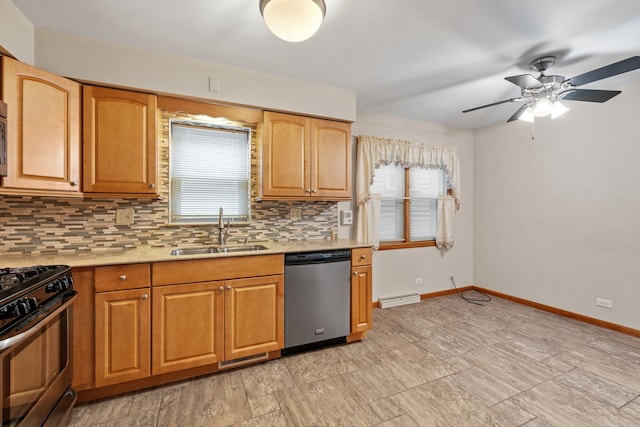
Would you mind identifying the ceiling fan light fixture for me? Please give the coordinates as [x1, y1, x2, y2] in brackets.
[551, 101, 569, 119]
[518, 106, 535, 123]
[259, 0, 326, 42]
[532, 97, 553, 117]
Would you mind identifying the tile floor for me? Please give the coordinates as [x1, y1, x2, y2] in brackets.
[69, 292, 640, 426]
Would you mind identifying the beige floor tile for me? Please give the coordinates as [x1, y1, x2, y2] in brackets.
[275, 375, 380, 426]
[445, 366, 521, 406]
[377, 414, 420, 426]
[240, 359, 297, 399]
[69, 394, 134, 426]
[490, 399, 536, 426]
[283, 345, 358, 384]
[510, 379, 640, 427]
[341, 364, 407, 403]
[389, 378, 505, 426]
[104, 410, 157, 427]
[555, 368, 638, 408]
[248, 394, 280, 418]
[368, 398, 404, 423]
[157, 371, 251, 426]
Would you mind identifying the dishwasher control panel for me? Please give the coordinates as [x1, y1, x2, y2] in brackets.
[284, 249, 352, 265]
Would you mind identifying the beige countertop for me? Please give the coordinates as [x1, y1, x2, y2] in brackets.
[0, 239, 372, 268]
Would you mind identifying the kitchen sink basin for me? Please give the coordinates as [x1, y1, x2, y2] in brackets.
[169, 245, 268, 256]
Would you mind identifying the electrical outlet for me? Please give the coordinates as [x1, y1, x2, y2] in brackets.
[596, 298, 613, 309]
[415, 277, 423, 285]
[115, 208, 134, 225]
[289, 208, 302, 220]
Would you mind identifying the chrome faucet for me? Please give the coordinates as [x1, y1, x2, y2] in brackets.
[217, 207, 231, 245]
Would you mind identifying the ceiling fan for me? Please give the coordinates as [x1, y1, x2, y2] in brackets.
[463, 55, 640, 123]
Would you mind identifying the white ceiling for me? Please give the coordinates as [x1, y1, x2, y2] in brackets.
[11, 0, 640, 129]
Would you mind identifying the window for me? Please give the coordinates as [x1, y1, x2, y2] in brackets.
[369, 164, 445, 248]
[170, 121, 251, 224]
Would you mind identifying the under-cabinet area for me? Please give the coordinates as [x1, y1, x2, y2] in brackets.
[70, 247, 372, 402]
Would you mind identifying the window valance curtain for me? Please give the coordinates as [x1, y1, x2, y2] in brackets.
[355, 135, 461, 248]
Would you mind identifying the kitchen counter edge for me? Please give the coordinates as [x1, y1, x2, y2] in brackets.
[0, 239, 373, 268]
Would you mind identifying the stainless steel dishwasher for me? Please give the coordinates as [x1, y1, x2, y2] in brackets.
[283, 249, 351, 354]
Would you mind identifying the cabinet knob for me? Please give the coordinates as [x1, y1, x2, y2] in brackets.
[353, 272, 358, 276]
[70, 181, 79, 187]
[218, 286, 224, 291]
[141, 294, 149, 300]
[119, 275, 127, 281]
[149, 183, 155, 189]
[360, 255, 366, 260]
[306, 188, 311, 193]
[311, 189, 317, 193]
[226, 285, 232, 290]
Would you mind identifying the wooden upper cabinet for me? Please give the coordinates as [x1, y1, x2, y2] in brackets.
[83, 86, 158, 197]
[311, 119, 351, 198]
[0, 56, 81, 196]
[262, 111, 351, 200]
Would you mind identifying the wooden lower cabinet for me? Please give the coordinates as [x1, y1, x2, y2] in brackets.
[151, 275, 284, 375]
[152, 281, 225, 375]
[94, 288, 151, 387]
[224, 275, 284, 360]
[351, 265, 373, 332]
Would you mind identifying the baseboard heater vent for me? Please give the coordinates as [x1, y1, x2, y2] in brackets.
[218, 352, 268, 370]
[379, 293, 421, 309]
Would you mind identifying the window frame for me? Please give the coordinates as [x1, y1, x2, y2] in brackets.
[168, 119, 252, 225]
[377, 167, 446, 251]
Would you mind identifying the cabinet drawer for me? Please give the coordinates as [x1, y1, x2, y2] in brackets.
[351, 248, 373, 267]
[95, 263, 151, 292]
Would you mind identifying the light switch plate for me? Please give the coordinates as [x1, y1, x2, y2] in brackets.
[340, 210, 353, 225]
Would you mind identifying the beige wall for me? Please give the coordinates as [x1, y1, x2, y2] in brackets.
[32, 29, 356, 122]
[474, 80, 640, 330]
[0, 0, 34, 63]
[349, 113, 475, 301]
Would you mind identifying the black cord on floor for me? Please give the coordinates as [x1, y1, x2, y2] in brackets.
[449, 275, 492, 306]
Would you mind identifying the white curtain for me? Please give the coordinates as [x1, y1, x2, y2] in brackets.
[356, 135, 461, 248]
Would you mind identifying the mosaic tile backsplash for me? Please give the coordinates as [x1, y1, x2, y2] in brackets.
[0, 110, 338, 255]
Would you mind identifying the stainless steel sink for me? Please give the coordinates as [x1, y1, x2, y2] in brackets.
[169, 244, 268, 256]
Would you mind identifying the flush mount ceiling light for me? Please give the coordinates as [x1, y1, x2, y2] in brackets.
[259, 0, 326, 42]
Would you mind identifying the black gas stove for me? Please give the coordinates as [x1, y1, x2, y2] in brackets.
[0, 265, 74, 340]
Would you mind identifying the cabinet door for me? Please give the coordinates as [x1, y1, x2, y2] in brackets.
[152, 282, 225, 375]
[83, 86, 158, 195]
[1, 56, 81, 195]
[311, 119, 351, 198]
[95, 288, 150, 387]
[224, 275, 284, 360]
[351, 266, 373, 333]
[262, 112, 310, 197]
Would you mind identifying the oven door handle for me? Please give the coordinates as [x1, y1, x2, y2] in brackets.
[0, 293, 77, 352]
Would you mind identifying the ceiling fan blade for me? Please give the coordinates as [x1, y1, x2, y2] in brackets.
[560, 89, 621, 103]
[506, 104, 530, 123]
[504, 74, 543, 89]
[462, 98, 520, 113]
[566, 56, 640, 86]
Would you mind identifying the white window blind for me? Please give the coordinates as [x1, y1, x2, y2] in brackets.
[170, 122, 251, 224]
[370, 164, 445, 243]
[409, 168, 444, 241]
[370, 164, 405, 242]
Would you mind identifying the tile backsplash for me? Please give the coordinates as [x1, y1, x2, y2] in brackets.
[0, 110, 338, 255]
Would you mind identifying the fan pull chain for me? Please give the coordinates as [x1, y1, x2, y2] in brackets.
[531, 120, 536, 140]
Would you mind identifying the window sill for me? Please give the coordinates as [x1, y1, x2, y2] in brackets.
[377, 240, 437, 251]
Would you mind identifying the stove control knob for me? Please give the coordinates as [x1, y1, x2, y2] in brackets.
[0, 305, 15, 320]
[26, 297, 38, 311]
[16, 302, 29, 316]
